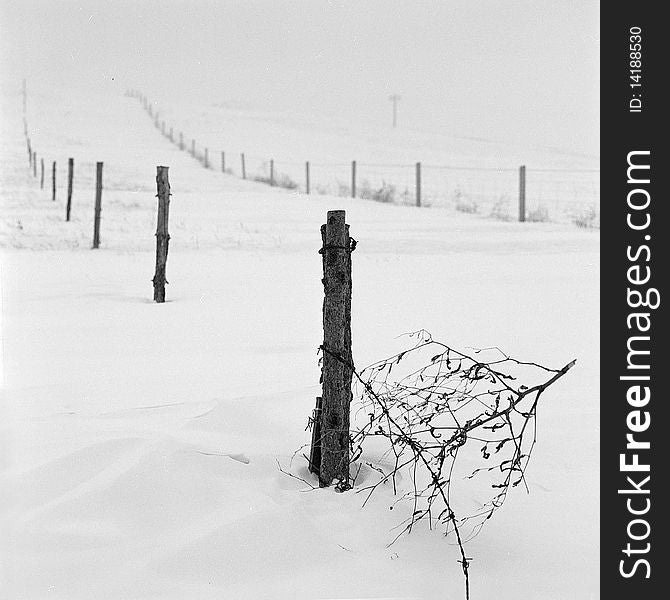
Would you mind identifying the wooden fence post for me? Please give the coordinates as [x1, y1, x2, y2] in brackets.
[40, 158, 44, 189]
[519, 165, 526, 222]
[306, 161, 310, 195]
[308, 396, 323, 474]
[270, 159, 274, 186]
[52, 161, 56, 201]
[66, 158, 73, 221]
[153, 166, 171, 303]
[241, 153, 246, 179]
[351, 161, 356, 198]
[416, 161, 422, 207]
[318, 209, 354, 488]
[221, 151, 226, 172]
[92, 162, 103, 249]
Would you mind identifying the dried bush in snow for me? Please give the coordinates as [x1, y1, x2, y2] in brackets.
[344, 330, 574, 599]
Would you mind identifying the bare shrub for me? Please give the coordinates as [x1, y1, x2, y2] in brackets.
[572, 205, 599, 229]
[316, 330, 574, 599]
[454, 189, 478, 214]
[526, 205, 550, 222]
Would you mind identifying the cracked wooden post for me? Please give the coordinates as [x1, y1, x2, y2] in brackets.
[318, 210, 354, 488]
[51, 161, 56, 201]
[66, 158, 74, 221]
[308, 397, 323, 475]
[519, 165, 526, 222]
[92, 162, 103, 249]
[415, 161, 421, 207]
[305, 161, 310, 195]
[152, 166, 171, 303]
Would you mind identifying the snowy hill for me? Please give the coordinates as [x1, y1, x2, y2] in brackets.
[1, 82, 598, 600]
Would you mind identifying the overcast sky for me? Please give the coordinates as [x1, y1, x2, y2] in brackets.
[1, 0, 599, 157]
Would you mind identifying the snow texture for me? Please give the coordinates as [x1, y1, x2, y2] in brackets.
[1, 82, 599, 599]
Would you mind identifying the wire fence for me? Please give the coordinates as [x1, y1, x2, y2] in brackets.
[129, 91, 600, 229]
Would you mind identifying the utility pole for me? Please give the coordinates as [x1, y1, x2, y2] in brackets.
[389, 94, 401, 128]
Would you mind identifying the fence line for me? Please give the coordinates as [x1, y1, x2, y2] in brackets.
[131, 90, 600, 228]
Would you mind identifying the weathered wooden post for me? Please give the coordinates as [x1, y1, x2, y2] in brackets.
[317, 210, 354, 488]
[270, 159, 274, 186]
[519, 165, 526, 222]
[241, 153, 246, 179]
[221, 151, 226, 172]
[305, 161, 310, 195]
[308, 397, 323, 475]
[92, 162, 103, 248]
[40, 158, 44, 189]
[66, 158, 74, 221]
[416, 161, 422, 207]
[152, 166, 171, 303]
[52, 161, 56, 201]
[351, 160, 356, 198]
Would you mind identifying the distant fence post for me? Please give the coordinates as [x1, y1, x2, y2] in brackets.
[153, 166, 171, 303]
[32, 152, 37, 178]
[241, 153, 246, 179]
[52, 161, 56, 201]
[40, 158, 45, 189]
[221, 151, 226, 172]
[204, 148, 209, 168]
[179, 132, 184, 151]
[92, 162, 103, 249]
[351, 161, 356, 198]
[270, 159, 274, 186]
[415, 161, 421, 207]
[305, 161, 310, 195]
[519, 165, 526, 222]
[66, 158, 74, 221]
[317, 209, 354, 488]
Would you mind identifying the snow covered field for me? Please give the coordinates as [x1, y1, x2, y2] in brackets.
[1, 82, 599, 599]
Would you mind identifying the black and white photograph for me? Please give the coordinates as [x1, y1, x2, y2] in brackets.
[1, 1, 610, 598]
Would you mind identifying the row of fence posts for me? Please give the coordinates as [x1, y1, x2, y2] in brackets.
[22, 83, 355, 478]
[23, 81, 105, 246]
[126, 90, 530, 221]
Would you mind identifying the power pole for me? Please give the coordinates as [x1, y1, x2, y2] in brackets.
[389, 94, 401, 128]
